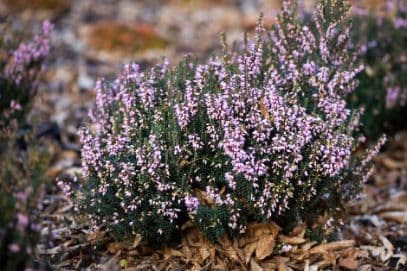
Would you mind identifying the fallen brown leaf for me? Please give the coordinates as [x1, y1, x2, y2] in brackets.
[309, 240, 356, 254]
[107, 242, 129, 254]
[199, 247, 211, 262]
[181, 245, 194, 259]
[291, 224, 307, 237]
[278, 235, 306, 245]
[217, 235, 241, 262]
[378, 236, 394, 262]
[314, 259, 333, 270]
[379, 211, 407, 223]
[360, 245, 392, 262]
[250, 258, 263, 271]
[339, 248, 368, 270]
[379, 236, 394, 252]
[247, 222, 281, 238]
[270, 256, 290, 265]
[394, 253, 407, 269]
[301, 241, 318, 251]
[244, 242, 258, 264]
[380, 157, 402, 169]
[87, 228, 105, 243]
[132, 234, 142, 248]
[256, 234, 276, 260]
[163, 248, 183, 260]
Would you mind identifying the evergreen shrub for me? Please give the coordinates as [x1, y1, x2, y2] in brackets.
[0, 21, 52, 270]
[74, 0, 385, 245]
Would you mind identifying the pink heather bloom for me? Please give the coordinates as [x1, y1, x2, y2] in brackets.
[5, 20, 52, 85]
[17, 213, 29, 228]
[15, 192, 29, 201]
[74, 0, 385, 242]
[184, 196, 199, 212]
[9, 243, 20, 253]
[10, 100, 22, 111]
[281, 244, 292, 253]
[386, 87, 399, 109]
[42, 20, 53, 35]
[386, 87, 407, 109]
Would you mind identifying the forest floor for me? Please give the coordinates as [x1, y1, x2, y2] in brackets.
[0, 0, 405, 270]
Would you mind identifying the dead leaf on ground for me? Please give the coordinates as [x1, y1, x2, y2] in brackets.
[87, 228, 105, 243]
[250, 258, 263, 271]
[278, 235, 306, 245]
[291, 224, 307, 237]
[163, 248, 184, 260]
[107, 242, 130, 254]
[198, 247, 211, 262]
[242, 222, 280, 247]
[132, 234, 143, 248]
[256, 234, 276, 260]
[379, 157, 403, 169]
[393, 253, 407, 269]
[339, 247, 368, 270]
[217, 235, 242, 263]
[379, 211, 407, 223]
[244, 242, 258, 264]
[309, 240, 356, 254]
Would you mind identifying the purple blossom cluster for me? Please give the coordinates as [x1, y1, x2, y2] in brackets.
[5, 20, 52, 85]
[0, 20, 52, 135]
[386, 86, 407, 109]
[0, 21, 52, 270]
[75, 0, 385, 243]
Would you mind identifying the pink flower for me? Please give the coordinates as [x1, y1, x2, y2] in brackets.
[17, 213, 29, 228]
[9, 243, 20, 253]
[10, 100, 22, 111]
[184, 196, 199, 212]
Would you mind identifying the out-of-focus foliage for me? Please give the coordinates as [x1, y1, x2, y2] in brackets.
[0, 20, 52, 271]
[0, 133, 50, 270]
[350, 0, 406, 139]
[0, 20, 52, 138]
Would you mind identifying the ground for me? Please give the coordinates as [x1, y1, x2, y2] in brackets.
[0, 0, 405, 270]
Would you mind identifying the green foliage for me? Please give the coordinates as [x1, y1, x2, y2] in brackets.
[0, 132, 51, 270]
[0, 21, 51, 270]
[349, 2, 407, 139]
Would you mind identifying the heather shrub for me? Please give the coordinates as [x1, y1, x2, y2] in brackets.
[0, 21, 52, 270]
[349, 0, 406, 138]
[0, 20, 52, 137]
[0, 134, 50, 270]
[75, 0, 385, 245]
